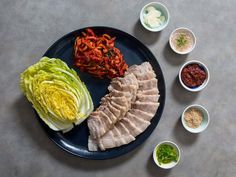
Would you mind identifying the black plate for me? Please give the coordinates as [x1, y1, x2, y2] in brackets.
[41, 26, 165, 159]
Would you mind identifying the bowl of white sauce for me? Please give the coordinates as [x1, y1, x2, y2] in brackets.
[140, 2, 170, 32]
[169, 27, 196, 54]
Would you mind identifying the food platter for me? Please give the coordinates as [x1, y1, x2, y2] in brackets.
[38, 26, 166, 159]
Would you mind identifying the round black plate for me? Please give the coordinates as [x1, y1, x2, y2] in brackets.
[41, 26, 166, 159]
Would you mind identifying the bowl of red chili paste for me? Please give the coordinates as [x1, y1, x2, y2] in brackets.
[179, 60, 210, 92]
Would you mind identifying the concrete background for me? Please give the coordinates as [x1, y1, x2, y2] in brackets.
[0, 0, 235, 177]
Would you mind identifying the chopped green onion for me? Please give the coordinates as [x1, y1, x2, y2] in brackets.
[156, 144, 179, 165]
[176, 33, 188, 47]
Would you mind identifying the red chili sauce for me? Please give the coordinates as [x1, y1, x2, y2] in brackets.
[181, 64, 206, 87]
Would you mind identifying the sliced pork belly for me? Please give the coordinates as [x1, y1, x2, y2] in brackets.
[97, 122, 135, 151]
[108, 82, 136, 92]
[129, 109, 154, 121]
[101, 96, 130, 112]
[138, 88, 159, 95]
[96, 99, 159, 150]
[96, 131, 115, 151]
[109, 89, 132, 98]
[121, 112, 150, 136]
[87, 114, 106, 139]
[108, 82, 137, 102]
[88, 136, 98, 151]
[96, 107, 154, 150]
[136, 94, 160, 103]
[110, 73, 138, 95]
[88, 102, 122, 139]
[113, 73, 138, 87]
[121, 118, 142, 136]
[132, 101, 160, 115]
[138, 78, 157, 91]
[110, 101, 128, 117]
[91, 111, 113, 125]
[88, 73, 138, 139]
[113, 122, 135, 146]
[125, 62, 156, 80]
[88, 61, 161, 151]
[106, 102, 121, 118]
[125, 69, 156, 81]
[97, 106, 117, 123]
[101, 96, 130, 117]
[108, 90, 132, 106]
[134, 71, 156, 81]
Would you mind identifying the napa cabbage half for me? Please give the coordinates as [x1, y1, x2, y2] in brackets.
[20, 57, 94, 132]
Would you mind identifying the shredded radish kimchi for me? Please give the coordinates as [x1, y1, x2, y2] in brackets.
[74, 29, 128, 79]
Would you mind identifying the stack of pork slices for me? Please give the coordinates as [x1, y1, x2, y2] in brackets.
[88, 62, 160, 151]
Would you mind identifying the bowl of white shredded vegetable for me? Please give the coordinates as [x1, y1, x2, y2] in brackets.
[140, 2, 170, 32]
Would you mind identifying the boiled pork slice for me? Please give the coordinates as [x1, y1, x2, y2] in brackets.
[96, 101, 159, 150]
[136, 94, 160, 103]
[97, 122, 135, 151]
[88, 62, 161, 151]
[129, 109, 154, 122]
[137, 88, 159, 95]
[88, 136, 98, 151]
[132, 101, 159, 114]
[87, 73, 138, 139]
[138, 78, 157, 90]
[121, 112, 150, 137]
[125, 62, 156, 80]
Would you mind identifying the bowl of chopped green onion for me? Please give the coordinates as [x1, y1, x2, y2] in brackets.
[153, 141, 180, 169]
[169, 27, 196, 54]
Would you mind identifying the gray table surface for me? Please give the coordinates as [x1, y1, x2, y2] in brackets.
[1, 0, 236, 177]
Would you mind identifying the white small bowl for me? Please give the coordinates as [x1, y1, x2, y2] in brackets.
[169, 27, 196, 54]
[153, 141, 181, 169]
[140, 2, 170, 32]
[179, 60, 210, 92]
[181, 104, 210, 133]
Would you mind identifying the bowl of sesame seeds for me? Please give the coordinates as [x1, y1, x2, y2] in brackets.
[181, 104, 210, 133]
